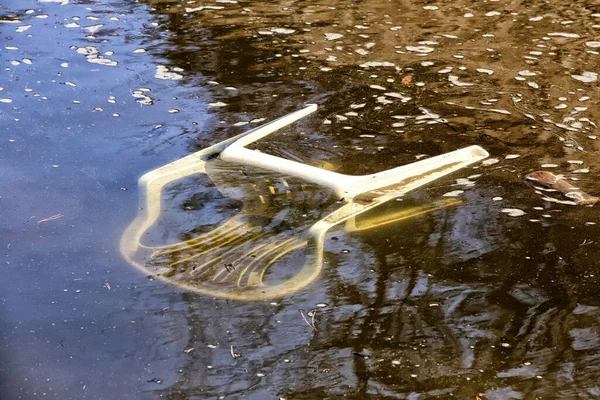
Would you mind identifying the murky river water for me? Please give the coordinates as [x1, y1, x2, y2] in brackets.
[2, 0, 600, 398]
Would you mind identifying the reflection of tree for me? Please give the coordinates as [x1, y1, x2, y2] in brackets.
[152, 172, 600, 399]
[303, 188, 600, 398]
[137, 1, 600, 398]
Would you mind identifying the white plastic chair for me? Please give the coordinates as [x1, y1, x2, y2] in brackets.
[120, 104, 488, 300]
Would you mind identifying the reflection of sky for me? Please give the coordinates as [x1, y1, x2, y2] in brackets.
[0, 0, 209, 397]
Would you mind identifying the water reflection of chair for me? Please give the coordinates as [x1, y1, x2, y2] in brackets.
[120, 104, 488, 300]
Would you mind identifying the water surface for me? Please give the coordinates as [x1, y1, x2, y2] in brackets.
[1, 0, 600, 398]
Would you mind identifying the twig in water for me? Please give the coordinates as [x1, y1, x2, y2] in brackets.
[224, 263, 235, 273]
[230, 345, 241, 359]
[37, 214, 64, 223]
[300, 309, 318, 332]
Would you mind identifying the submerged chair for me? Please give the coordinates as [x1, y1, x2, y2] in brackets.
[120, 104, 488, 300]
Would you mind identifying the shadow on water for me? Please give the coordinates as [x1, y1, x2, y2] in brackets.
[1, 0, 600, 398]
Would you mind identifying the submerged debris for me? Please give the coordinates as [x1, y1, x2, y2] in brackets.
[526, 171, 598, 206]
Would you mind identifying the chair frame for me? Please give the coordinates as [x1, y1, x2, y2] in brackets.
[120, 104, 488, 300]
